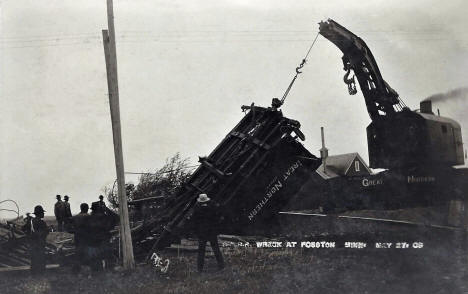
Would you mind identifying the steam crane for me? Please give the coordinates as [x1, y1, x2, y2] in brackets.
[318, 19, 464, 170]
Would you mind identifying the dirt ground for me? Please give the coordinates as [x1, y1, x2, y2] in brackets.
[1, 235, 467, 294]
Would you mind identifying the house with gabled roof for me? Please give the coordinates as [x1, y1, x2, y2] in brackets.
[316, 152, 372, 180]
[284, 128, 375, 212]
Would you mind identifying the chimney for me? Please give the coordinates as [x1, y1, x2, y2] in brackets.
[320, 127, 329, 159]
[420, 100, 434, 114]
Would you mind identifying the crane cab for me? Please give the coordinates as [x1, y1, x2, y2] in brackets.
[367, 101, 464, 169]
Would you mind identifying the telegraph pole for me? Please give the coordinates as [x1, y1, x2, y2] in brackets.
[102, 0, 135, 269]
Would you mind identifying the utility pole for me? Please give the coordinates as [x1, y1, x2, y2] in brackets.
[102, 0, 135, 270]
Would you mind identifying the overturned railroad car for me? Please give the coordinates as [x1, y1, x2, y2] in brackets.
[138, 103, 322, 251]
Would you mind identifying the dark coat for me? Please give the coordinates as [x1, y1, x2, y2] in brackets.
[31, 218, 49, 245]
[27, 218, 49, 273]
[54, 200, 66, 219]
[191, 202, 221, 238]
[72, 212, 90, 246]
[97, 200, 107, 212]
[64, 201, 72, 218]
[22, 217, 49, 254]
[87, 209, 119, 247]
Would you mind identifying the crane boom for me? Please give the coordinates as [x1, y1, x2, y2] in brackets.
[319, 19, 407, 121]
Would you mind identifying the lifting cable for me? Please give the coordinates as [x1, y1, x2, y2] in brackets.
[278, 32, 320, 107]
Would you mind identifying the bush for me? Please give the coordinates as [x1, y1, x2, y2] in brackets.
[103, 153, 193, 209]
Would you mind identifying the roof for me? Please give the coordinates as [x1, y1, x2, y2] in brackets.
[316, 152, 372, 179]
[417, 112, 461, 129]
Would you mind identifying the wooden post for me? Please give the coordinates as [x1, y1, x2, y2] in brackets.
[102, 0, 135, 270]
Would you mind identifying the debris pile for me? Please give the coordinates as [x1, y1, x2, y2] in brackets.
[132, 104, 321, 254]
[0, 219, 74, 268]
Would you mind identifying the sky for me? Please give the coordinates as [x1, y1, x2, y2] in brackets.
[1, 0, 468, 217]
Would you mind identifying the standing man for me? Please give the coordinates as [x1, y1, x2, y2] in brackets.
[23, 205, 50, 274]
[63, 195, 72, 229]
[54, 195, 65, 232]
[88, 202, 119, 271]
[98, 195, 107, 212]
[191, 193, 225, 273]
[64, 195, 72, 218]
[72, 203, 90, 272]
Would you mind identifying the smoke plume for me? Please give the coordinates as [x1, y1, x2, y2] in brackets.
[423, 87, 468, 102]
[422, 87, 468, 166]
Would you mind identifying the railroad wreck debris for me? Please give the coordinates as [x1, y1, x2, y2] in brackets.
[135, 103, 322, 253]
[0, 218, 74, 269]
[0, 102, 323, 267]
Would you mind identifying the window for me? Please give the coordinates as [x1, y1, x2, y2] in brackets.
[355, 161, 360, 172]
[441, 125, 447, 134]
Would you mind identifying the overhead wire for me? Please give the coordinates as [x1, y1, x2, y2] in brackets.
[1, 28, 462, 41]
[125, 164, 199, 176]
[0, 29, 465, 49]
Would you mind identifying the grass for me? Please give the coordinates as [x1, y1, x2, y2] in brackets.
[0, 240, 467, 294]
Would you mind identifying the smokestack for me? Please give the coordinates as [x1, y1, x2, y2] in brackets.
[320, 127, 329, 159]
[420, 100, 434, 114]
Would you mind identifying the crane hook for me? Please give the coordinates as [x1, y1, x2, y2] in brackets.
[343, 68, 357, 95]
[296, 59, 306, 74]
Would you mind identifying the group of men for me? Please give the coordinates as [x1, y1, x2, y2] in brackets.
[22, 192, 226, 274]
[53, 194, 72, 231]
[23, 195, 116, 274]
[71, 196, 118, 272]
[53, 194, 107, 232]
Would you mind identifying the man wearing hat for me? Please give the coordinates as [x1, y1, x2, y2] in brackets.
[63, 195, 72, 229]
[191, 193, 225, 272]
[23, 205, 50, 274]
[63, 195, 72, 218]
[54, 195, 65, 232]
